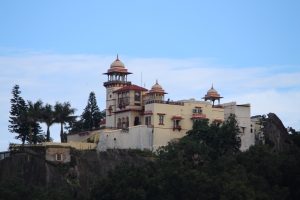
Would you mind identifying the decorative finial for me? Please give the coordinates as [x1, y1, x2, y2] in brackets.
[211, 83, 214, 89]
[116, 54, 119, 61]
[156, 79, 158, 84]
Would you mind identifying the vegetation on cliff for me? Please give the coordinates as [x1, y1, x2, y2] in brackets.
[2, 114, 300, 200]
[90, 116, 300, 200]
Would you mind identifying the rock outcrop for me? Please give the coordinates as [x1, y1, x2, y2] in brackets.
[263, 113, 292, 152]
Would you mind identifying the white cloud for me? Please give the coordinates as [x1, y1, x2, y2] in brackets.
[233, 90, 300, 129]
[0, 52, 299, 150]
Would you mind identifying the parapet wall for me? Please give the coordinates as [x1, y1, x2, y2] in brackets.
[97, 125, 153, 152]
[9, 142, 97, 151]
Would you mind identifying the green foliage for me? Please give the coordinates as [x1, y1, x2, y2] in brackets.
[8, 85, 29, 144]
[90, 115, 300, 200]
[82, 92, 102, 130]
[91, 164, 159, 200]
[27, 100, 46, 144]
[128, 149, 155, 158]
[289, 130, 300, 148]
[7, 90, 300, 200]
[0, 178, 73, 200]
[8, 84, 80, 144]
[40, 103, 55, 141]
[180, 115, 241, 160]
[70, 92, 105, 132]
[8, 85, 46, 144]
[54, 102, 76, 142]
[70, 91, 104, 133]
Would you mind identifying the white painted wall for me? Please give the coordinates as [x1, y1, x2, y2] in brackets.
[106, 87, 118, 128]
[223, 102, 255, 151]
[97, 125, 153, 152]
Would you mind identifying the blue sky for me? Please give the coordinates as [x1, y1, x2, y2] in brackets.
[1, 0, 300, 150]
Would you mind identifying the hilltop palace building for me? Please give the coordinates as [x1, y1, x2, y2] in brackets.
[68, 56, 255, 151]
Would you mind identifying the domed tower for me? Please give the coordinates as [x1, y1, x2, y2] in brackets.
[103, 55, 132, 128]
[148, 80, 167, 102]
[203, 84, 223, 107]
[103, 55, 132, 87]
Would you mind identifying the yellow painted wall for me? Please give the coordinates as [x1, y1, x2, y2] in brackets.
[145, 100, 224, 150]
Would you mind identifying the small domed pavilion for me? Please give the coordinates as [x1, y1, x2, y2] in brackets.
[203, 84, 223, 106]
[148, 80, 167, 102]
[103, 55, 132, 87]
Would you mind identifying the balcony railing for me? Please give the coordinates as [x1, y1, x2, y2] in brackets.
[173, 126, 182, 131]
[145, 99, 184, 106]
[103, 81, 131, 87]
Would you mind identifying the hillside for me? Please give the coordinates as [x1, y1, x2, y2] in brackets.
[1, 115, 300, 200]
[0, 149, 153, 200]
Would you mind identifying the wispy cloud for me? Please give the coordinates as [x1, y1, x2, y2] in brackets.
[1, 52, 299, 150]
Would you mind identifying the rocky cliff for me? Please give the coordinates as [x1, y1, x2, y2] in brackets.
[263, 113, 292, 152]
[0, 148, 153, 199]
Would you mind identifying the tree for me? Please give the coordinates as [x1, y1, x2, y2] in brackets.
[186, 118, 211, 142]
[27, 100, 45, 144]
[185, 115, 240, 158]
[81, 92, 102, 130]
[67, 117, 83, 133]
[218, 114, 241, 155]
[40, 104, 55, 141]
[54, 102, 76, 143]
[8, 85, 29, 144]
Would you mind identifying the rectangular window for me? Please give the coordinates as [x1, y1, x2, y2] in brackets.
[173, 120, 180, 128]
[135, 92, 141, 101]
[193, 108, 202, 114]
[145, 116, 152, 126]
[241, 127, 246, 134]
[56, 153, 63, 161]
[173, 119, 181, 131]
[158, 115, 164, 125]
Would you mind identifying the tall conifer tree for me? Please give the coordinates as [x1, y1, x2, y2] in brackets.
[81, 92, 102, 130]
[8, 85, 29, 144]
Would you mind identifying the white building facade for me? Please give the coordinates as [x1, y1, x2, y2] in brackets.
[223, 102, 255, 151]
[70, 56, 255, 152]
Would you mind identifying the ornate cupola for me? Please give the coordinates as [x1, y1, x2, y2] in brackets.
[148, 80, 167, 101]
[103, 55, 132, 88]
[203, 84, 223, 106]
[103, 55, 132, 128]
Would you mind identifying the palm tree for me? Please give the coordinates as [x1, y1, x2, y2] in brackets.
[40, 104, 55, 142]
[54, 102, 76, 143]
[27, 100, 44, 144]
